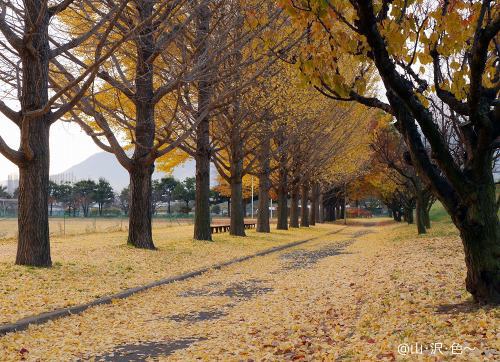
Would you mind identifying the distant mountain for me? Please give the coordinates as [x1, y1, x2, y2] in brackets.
[51, 152, 218, 191]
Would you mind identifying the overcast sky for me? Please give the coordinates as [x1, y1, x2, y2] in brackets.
[0, 116, 101, 181]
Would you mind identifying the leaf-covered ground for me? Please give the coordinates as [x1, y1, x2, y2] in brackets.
[0, 220, 498, 361]
[0, 222, 330, 325]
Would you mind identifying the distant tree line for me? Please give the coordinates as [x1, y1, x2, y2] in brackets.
[47, 178, 115, 217]
[38, 176, 201, 217]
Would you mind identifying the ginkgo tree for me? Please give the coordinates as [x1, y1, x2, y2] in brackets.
[55, 0, 214, 249]
[280, 0, 500, 303]
[0, 0, 132, 266]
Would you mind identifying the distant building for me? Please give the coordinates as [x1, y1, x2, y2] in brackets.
[7, 174, 18, 195]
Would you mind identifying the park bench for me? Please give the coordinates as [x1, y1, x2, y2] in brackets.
[210, 222, 256, 234]
[210, 225, 230, 233]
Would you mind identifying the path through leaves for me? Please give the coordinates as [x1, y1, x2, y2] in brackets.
[0, 222, 498, 361]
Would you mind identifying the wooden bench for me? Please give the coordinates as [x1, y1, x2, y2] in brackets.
[210, 223, 257, 234]
[210, 225, 230, 234]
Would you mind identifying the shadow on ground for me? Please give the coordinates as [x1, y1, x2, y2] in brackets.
[178, 279, 273, 300]
[93, 338, 204, 362]
[280, 239, 354, 270]
[434, 300, 489, 315]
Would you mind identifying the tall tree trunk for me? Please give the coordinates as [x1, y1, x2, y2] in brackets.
[276, 163, 288, 230]
[128, 165, 155, 249]
[310, 183, 320, 226]
[456, 186, 500, 304]
[404, 206, 414, 224]
[194, 133, 211, 239]
[257, 172, 270, 232]
[422, 193, 432, 229]
[300, 183, 309, 227]
[193, 0, 212, 241]
[16, 4, 51, 267]
[415, 193, 427, 234]
[392, 207, 402, 222]
[16, 122, 52, 267]
[257, 135, 271, 233]
[423, 207, 431, 229]
[309, 191, 316, 226]
[289, 185, 299, 228]
[230, 174, 245, 236]
[229, 136, 245, 236]
[324, 202, 333, 222]
[318, 191, 324, 223]
[127, 0, 156, 249]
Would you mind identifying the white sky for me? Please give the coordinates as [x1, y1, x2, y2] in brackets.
[0, 116, 101, 181]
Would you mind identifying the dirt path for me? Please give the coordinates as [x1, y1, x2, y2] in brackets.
[0, 223, 497, 361]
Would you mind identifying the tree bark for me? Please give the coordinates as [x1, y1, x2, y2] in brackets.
[318, 191, 324, 223]
[289, 185, 299, 228]
[256, 135, 271, 233]
[128, 165, 155, 249]
[391, 208, 402, 222]
[15, 3, 52, 267]
[422, 192, 432, 229]
[415, 193, 427, 234]
[194, 126, 211, 240]
[404, 207, 414, 224]
[257, 173, 270, 232]
[457, 187, 500, 304]
[276, 165, 288, 230]
[310, 183, 320, 226]
[16, 122, 52, 267]
[309, 193, 316, 226]
[230, 173, 245, 236]
[300, 183, 309, 227]
[193, 0, 211, 241]
[127, 0, 156, 249]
